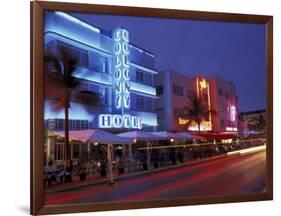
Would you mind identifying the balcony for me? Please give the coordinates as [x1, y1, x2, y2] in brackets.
[73, 67, 112, 86]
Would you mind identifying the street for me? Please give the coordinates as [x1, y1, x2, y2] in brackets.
[45, 149, 266, 205]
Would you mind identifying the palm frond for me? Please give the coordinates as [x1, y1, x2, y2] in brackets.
[47, 97, 65, 112]
[72, 90, 100, 113]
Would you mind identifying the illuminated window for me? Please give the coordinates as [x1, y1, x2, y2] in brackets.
[173, 84, 183, 96]
[156, 85, 164, 95]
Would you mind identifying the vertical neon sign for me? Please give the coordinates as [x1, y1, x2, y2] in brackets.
[195, 77, 212, 131]
[230, 105, 236, 121]
[98, 28, 142, 129]
[113, 28, 130, 113]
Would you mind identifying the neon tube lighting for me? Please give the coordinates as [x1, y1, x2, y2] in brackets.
[54, 12, 100, 33]
[130, 62, 158, 75]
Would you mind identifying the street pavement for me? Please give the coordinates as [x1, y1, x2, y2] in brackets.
[45, 150, 266, 205]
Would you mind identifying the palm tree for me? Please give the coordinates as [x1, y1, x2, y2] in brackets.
[248, 114, 266, 132]
[44, 47, 99, 165]
[182, 92, 214, 133]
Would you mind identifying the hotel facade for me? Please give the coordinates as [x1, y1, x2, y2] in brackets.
[44, 12, 239, 163]
[44, 11, 158, 132]
[155, 70, 238, 133]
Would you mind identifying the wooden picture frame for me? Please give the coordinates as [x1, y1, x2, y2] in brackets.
[31, 1, 273, 215]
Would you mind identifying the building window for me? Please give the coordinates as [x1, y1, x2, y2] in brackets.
[218, 88, 223, 96]
[72, 143, 80, 159]
[225, 92, 229, 99]
[146, 98, 153, 111]
[145, 74, 153, 85]
[136, 70, 153, 85]
[57, 41, 89, 67]
[136, 70, 144, 83]
[134, 95, 153, 112]
[173, 84, 183, 96]
[174, 108, 183, 117]
[55, 142, 64, 161]
[136, 96, 145, 110]
[155, 108, 165, 118]
[156, 85, 164, 96]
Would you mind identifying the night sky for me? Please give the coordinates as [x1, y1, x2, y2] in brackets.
[71, 12, 266, 112]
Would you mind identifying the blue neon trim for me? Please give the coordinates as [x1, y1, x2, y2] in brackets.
[73, 67, 112, 86]
[130, 82, 156, 96]
[134, 111, 158, 126]
[130, 62, 158, 75]
[54, 12, 100, 33]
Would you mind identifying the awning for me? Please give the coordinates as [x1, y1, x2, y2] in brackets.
[117, 130, 163, 141]
[176, 132, 203, 140]
[150, 131, 183, 140]
[189, 132, 237, 140]
[51, 129, 133, 144]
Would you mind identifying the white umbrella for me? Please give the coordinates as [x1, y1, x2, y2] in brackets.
[53, 129, 132, 144]
[53, 129, 132, 184]
[150, 131, 183, 140]
[117, 130, 163, 141]
[117, 131, 164, 169]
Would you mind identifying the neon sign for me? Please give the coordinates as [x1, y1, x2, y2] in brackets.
[98, 28, 143, 129]
[99, 114, 142, 129]
[178, 117, 189, 125]
[199, 78, 207, 90]
[114, 28, 130, 111]
[226, 127, 237, 132]
[196, 77, 212, 130]
[230, 105, 236, 121]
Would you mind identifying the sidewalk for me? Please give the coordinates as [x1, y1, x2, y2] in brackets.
[45, 154, 227, 194]
[45, 145, 265, 195]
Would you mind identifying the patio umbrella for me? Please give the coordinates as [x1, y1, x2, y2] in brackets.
[117, 131, 164, 169]
[150, 131, 183, 140]
[150, 131, 185, 164]
[117, 130, 164, 141]
[53, 129, 132, 144]
[53, 129, 132, 184]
